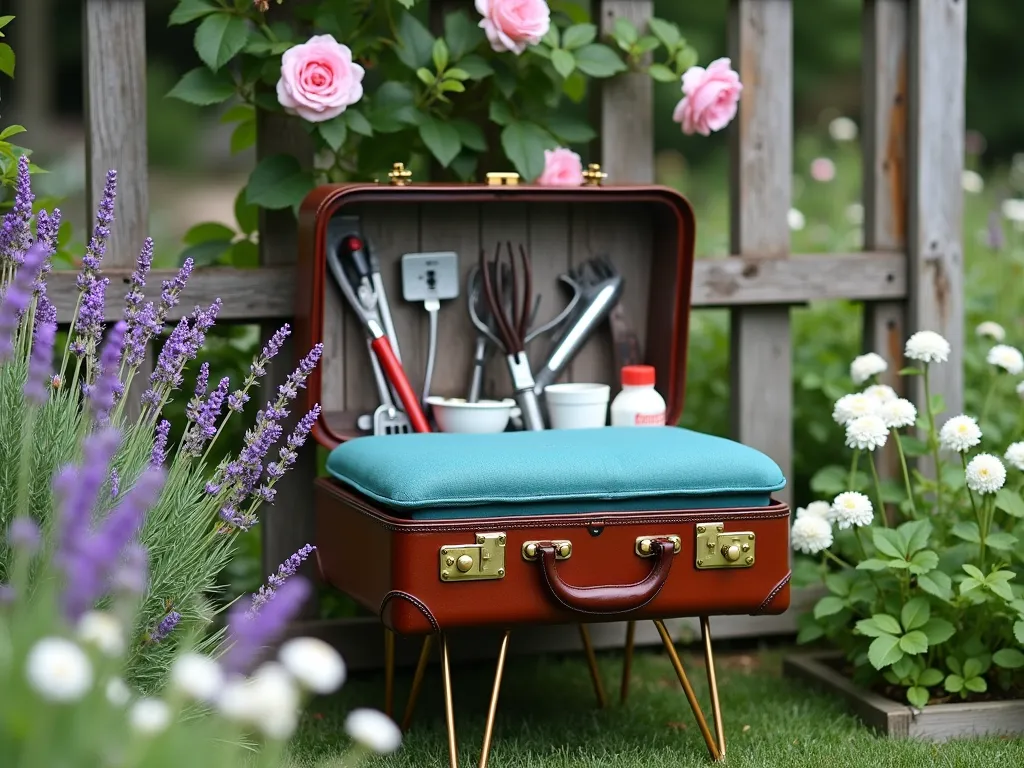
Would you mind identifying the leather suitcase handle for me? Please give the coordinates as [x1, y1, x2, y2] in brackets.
[535, 539, 675, 615]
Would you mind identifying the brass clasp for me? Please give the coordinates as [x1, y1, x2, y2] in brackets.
[695, 523, 755, 569]
[486, 172, 520, 186]
[439, 533, 506, 582]
[582, 163, 607, 186]
[634, 535, 681, 557]
[522, 540, 572, 561]
[388, 162, 413, 186]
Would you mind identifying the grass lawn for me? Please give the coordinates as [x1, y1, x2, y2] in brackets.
[285, 643, 1024, 767]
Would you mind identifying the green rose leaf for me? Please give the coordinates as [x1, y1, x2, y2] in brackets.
[985, 532, 1018, 551]
[917, 570, 953, 601]
[675, 46, 699, 73]
[551, 49, 576, 79]
[944, 673, 964, 693]
[489, 100, 514, 126]
[890, 654, 917, 681]
[229, 239, 259, 268]
[245, 154, 315, 210]
[396, 12, 436, 70]
[367, 82, 418, 133]
[194, 13, 248, 72]
[918, 668, 944, 687]
[0, 43, 14, 77]
[868, 634, 904, 669]
[234, 189, 258, 235]
[635, 36, 661, 56]
[444, 11, 485, 60]
[648, 64, 678, 83]
[900, 436, 929, 456]
[856, 558, 892, 572]
[500, 121, 557, 181]
[856, 614, 901, 637]
[0, 124, 25, 140]
[951, 522, 982, 544]
[418, 117, 461, 167]
[813, 595, 846, 619]
[184, 222, 235, 245]
[906, 686, 930, 709]
[993, 648, 1024, 669]
[458, 55, 494, 80]
[180, 239, 232, 267]
[612, 17, 638, 46]
[450, 151, 478, 182]
[230, 119, 256, 154]
[220, 104, 254, 124]
[920, 618, 955, 646]
[319, 117, 348, 152]
[962, 563, 985, 580]
[561, 23, 597, 50]
[987, 577, 1016, 603]
[167, 67, 236, 106]
[872, 528, 905, 559]
[573, 44, 628, 78]
[416, 68, 436, 86]
[169, 0, 218, 26]
[899, 630, 929, 655]
[648, 17, 681, 49]
[450, 119, 487, 152]
[900, 598, 931, 631]
[345, 109, 373, 137]
[908, 549, 939, 575]
[1015, 621, 1024, 645]
[995, 488, 1024, 518]
[962, 657, 986, 679]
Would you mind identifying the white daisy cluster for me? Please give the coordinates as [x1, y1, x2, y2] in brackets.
[976, 321, 1006, 342]
[845, 414, 888, 451]
[1004, 442, 1024, 472]
[939, 414, 982, 453]
[863, 384, 897, 405]
[831, 491, 874, 529]
[791, 514, 833, 554]
[791, 491, 875, 555]
[833, 393, 879, 426]
[986, 344, 1024, 375]
[850, 352, 888, 385]
[879, 397, 917, 429]
[965, 453, 1006, 494]
[905, 330, 951, 364]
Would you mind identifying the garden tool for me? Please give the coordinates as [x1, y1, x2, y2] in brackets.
[532, 257, 624, 396]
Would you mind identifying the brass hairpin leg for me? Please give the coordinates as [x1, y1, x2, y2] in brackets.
[701, 616, 725, 758]
[440, 634, 459, 768]
[653, 620, 722, 762]
[383, 628, 396, 718]
[479, 630, 511, 768]
[620, 620, 636, 704]
[400, 635, 434, 732]
[578, 624, 607, 708]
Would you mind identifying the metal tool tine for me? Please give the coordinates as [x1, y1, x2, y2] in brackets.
[481, 244, 515, 353]
[517, 243, 532, 343]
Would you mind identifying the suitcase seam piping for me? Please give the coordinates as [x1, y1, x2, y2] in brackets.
[379, 590, 440, 634]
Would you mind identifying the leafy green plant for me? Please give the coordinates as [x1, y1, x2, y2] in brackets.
[794, 329, 1024, 708]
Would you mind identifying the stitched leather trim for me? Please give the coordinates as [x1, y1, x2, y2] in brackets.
[753, 571, 791, 614]
[379, 591, 440, 634]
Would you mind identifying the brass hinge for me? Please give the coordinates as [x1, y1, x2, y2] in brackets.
[439, 533, 506, 582]
[635, 535, 681, 557]
[486, 172, 520, 186]
[521, 540, 572, 560]
[695, 523, 755, 569]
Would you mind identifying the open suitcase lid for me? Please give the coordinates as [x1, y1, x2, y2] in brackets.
[293, 182, 697, 451]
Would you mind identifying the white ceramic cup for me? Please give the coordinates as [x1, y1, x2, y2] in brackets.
[426, 396, 517, 434]
[543, 383, 611, 430]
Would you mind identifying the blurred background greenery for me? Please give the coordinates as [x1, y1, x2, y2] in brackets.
[1, 0, 1022, 610]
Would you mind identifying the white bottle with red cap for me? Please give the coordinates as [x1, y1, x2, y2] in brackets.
[610, 365, 667, 427]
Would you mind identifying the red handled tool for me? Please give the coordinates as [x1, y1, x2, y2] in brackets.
[367, 319, 431, 433]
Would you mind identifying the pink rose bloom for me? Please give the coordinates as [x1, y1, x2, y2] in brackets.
[536, 148, 584, 187]
[810, 157, 836, 182]
[276, 34, 364, 123]
[476, 0, 550, 55]
[672, 58, 743, 137]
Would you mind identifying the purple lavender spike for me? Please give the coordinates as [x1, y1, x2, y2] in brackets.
[0, 240, 52, 359]
[150, 611, 181, 643]
[123, 237, 154, 326]
[36, 208, 62, 252]
[53, 428, 122, 563]
[223, 576, 312, 675]
[89, 321, 127, 422]
[109, 469, 120, 499]
[25, 315, 57, 404]
[82, 170, 117, 276]
[70, 277, 109, 360]
[150, 420, 171, 468]
[0, 156, 35, 265]
[185, 376, 228, 457]
[247, 544, 315, 617]
[123, 301, 157, 369]
[158, 258, 194, 319]
[7, 517, 41, 553]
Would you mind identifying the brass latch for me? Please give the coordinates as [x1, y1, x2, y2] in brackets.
[388, 162, 413, 186]
[522, 540, 572, 561]
[695, 523, 755, 569]
[439, 533, 506, 582]
[486, 172, 520, 186]
[635, 535, 681, 557]
[582, 163, 607, 186]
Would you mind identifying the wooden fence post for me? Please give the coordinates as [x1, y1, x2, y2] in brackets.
[83, 0, 149, 421]
[727, 0, 793, 506]
[907, 0, 965, 423]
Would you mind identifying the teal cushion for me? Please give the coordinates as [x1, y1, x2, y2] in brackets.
[325, 427, 785, 520]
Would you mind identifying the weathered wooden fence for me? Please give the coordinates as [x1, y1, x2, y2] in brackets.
[48, 0, 965, 667]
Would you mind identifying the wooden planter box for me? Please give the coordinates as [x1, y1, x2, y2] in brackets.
[783, 651, 1024, 741]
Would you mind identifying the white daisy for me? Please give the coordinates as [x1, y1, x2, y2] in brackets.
[787, 208, 806, 231]
[976, 321, 1006, 342]
[796, 501, 832, 519]
[863, 384, 898, 405]
[170, 653, 224, 704]
[829, 116, 858, 142]
[987, 344, 1024, 375]
[248, 662, 301, 741]
[905, 331, 951, 364]
[850, 353, 888, 385]
[965, 453, 1006, 494]
[939, 414, 982, 453]
[961, 169, 985, 194]
[833, 393, 879, 426]
[129, 698, 171, 735]
[1002, 198, 1024, 223]
[831, 492, 874, 530]
[879, 398, 917, 429]
[791, 515, 834, 554]
[25, 638, 93, 702]
[1004, 442, 1024, 471]
[278, 637, 346, 695]
[345, 708, 403, 755]
[845, 414, 889, 451]
[77, 611, 125, 658]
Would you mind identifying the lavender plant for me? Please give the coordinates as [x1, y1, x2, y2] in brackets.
[0, 155, 324, 692]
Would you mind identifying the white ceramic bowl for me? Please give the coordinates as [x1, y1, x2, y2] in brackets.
[543, 383, 611, 429]
[426, 397, 517, 434]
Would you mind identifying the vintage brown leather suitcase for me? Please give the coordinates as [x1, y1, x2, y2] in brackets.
[293, 174, 791, 765]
